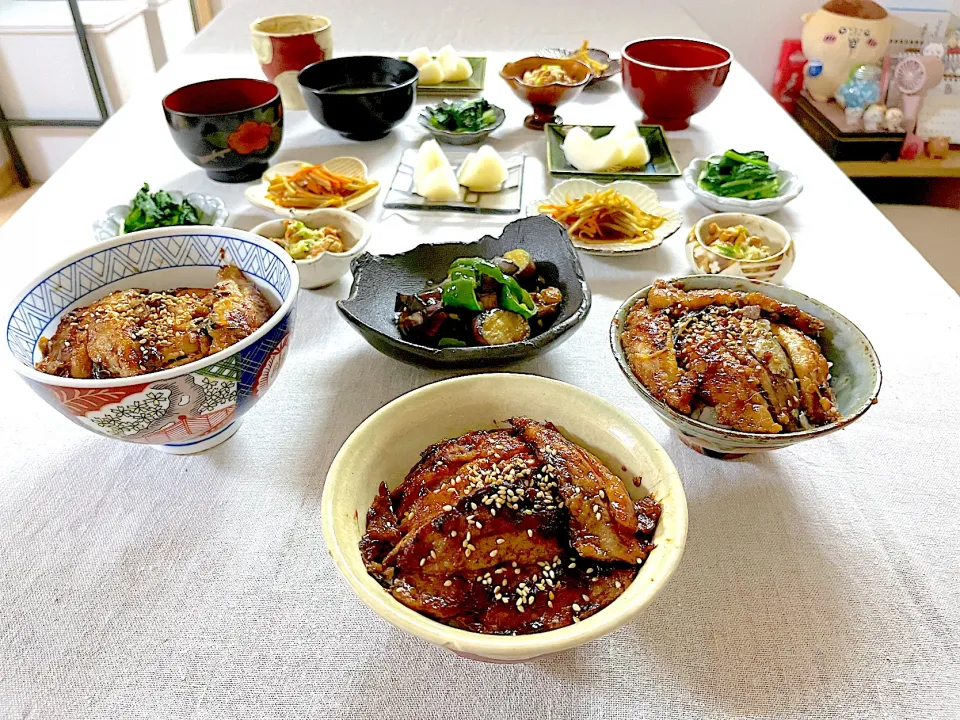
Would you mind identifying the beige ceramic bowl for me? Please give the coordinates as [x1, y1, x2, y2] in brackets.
[685, 212, 795, 283]
[251, 209, 370, 289]
[320, 373, 687, 662]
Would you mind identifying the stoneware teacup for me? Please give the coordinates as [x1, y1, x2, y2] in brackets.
[251, 14, 333, 110]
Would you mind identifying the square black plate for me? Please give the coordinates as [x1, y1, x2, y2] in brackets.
[337, 216, 591, 369]
[545, 123, 681, 181]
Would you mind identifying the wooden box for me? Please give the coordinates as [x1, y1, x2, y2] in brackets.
[793, 94, 905, 162]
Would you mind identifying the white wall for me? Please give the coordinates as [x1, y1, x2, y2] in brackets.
[681, 0, 813, 90]
[210, 0, 814, 91]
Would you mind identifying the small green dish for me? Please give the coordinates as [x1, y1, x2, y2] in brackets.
[545, 123, 680, 181]
[399, 56, 486, 96]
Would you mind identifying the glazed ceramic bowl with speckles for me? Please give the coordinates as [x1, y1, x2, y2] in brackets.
[4, 226, 298, 454]
[610, 276, 881, 459]
[336, 215, 590, 369]
[321, 373, 688, 662]
[162, 78, 283, 183]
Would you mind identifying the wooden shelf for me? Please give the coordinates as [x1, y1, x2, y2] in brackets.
[838, 149, 960, 178]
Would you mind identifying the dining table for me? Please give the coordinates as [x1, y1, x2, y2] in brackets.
[1, 1, 958, 717]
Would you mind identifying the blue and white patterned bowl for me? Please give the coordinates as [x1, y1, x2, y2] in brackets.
[610, 276, 881, 458]
[4, 226, 299, 454]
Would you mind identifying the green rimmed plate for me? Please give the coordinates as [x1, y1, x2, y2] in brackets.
[545, 123, 680, 181]
[400, 56, 485, 96]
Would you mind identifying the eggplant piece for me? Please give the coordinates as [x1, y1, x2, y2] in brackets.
[531, 286, 563, 318]
[495, 257, 520, 276]
[397, 310, 425, 337]
[503, 249, 535, 280]
[476, 292, 499, 310]
[472, 309, 531, 345]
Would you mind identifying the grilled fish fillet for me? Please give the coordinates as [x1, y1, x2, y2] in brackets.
[511, 417, 649, 564]
[674, 310, 783, 433]
[620, 300, 698, 414]
[772, 324, 841, 426]
[206, 265, 273, 354]
[647, 279, 825, 336]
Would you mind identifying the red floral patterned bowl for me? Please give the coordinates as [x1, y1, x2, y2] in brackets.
[4, 226, 299, 454]
[162, 78, 283, 182]
[621, 37, 732, 130]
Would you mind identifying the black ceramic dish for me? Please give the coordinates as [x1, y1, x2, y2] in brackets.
[162, 78, 283, 183]
[298, 56, 419, 140]
[337, 216, 591, 369]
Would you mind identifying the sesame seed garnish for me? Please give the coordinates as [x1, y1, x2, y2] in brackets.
[443, 580, 452, 587]
[489, 550, 498, 558]
[572, 603, 581, 612]
[442, 505, 453, 511]
[527, 529, 534, 537]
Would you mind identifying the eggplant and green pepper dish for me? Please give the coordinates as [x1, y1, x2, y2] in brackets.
[395, 250, 563, 347]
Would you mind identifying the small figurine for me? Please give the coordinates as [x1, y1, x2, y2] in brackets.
[899, 133, 924, 160]
[864, 103, 886, 132]
[845, 105, 865, 128]
[885, 106, 905, 133]
[927, 136, 950, 158]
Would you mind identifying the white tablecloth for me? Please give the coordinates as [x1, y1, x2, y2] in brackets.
[1, 1, 958, 717]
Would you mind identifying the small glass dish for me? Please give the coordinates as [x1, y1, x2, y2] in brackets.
[92, 192, 228, 242]
[383, 147, 525, 215]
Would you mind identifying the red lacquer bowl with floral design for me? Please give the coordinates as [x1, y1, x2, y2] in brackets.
[162, 78, 283, 182]
[621, 37, 732, 130]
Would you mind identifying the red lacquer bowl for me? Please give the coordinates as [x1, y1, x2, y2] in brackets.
[621, 37, 732, 130]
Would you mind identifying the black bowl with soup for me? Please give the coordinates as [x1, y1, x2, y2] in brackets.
[298, 56, 419, 140]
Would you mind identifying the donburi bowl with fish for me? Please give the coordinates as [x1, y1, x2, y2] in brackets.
[4, 226, 299, 454]
[610, 276, 880, 458]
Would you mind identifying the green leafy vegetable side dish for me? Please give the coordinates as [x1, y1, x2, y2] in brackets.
[123, 183, 202, 233]
[697, 150, 781, 200]
[426, 98, 498, 133]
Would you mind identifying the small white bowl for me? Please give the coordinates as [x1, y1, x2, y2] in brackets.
[527, 179, 682, 255]
[244, 158, 380, 219]
[685, 212, 795, 283]
[682, 157, 802, 215]
[250, 209, 370, 289]
[92, 192, 228, 242]
[321, 373, 687, 663]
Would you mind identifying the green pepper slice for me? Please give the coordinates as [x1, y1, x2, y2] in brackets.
[441, 276, 482, 312]
[438, 337, 467, 348]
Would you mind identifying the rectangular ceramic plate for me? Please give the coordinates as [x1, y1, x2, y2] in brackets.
[400, 56, 485, 95]
[545, 123, 681, 181]
[383, 148, 525, 215]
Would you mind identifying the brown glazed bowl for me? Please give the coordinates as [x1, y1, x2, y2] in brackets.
[162, 78, 283, 182]
[621, 37, 732, 130]
[500, 57, 592, 130]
